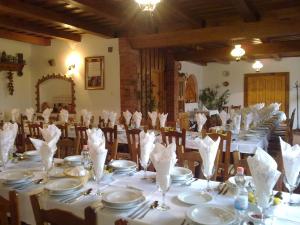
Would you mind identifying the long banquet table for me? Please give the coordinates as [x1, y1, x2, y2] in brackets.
[0, 160, 299, 225]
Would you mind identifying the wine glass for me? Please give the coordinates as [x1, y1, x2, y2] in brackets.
[42, 157, 54, 183]
[156, 174, 171, 211]
[93, 165, 105, 196]
[283, 173, 300, 205]
[201, 165, 215, 192]
[255, 193, 273, 224]
[139, 159, 150, 180]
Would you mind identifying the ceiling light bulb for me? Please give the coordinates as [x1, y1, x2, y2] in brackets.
[252, 60, 263, 72]
[230, 44, 245, 61]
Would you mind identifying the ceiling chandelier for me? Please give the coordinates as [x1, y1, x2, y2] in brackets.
[230, 44, 245, 61]
[135, 0, 161, 12]
[252, 60, 263, 72]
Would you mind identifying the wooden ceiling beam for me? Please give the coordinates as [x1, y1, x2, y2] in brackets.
[0, 29, 51, 46]
[230, 0, 260, 22]
[174, 41, 300, 61]
[0, 16, 81, 42]
[129, 18, 300, 49]
[0, 0, 114, 37]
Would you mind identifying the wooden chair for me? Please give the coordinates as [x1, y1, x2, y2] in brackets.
[30, 194, 96, 225]
[161, 129, 186, 155]
[57, 138, 76, 158]
[101, 125, 118, 161]
[80, 115, 94, 128]
[74, 124, 88, 154]
[178, 113, 190, 130]
[125, 127, 142, 164]
[232, 151, 251, 176]
[98, 116, 107, 128]
[56, 123, 69, 139]
[36, 115, 44, 121]
[28, 122, 43, 139]
[0, 191, 20, 225]
[115, 219, 128, 225]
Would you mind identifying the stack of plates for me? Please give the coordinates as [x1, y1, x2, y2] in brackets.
[0, 170, 34, 187]
[171, 167, 193, 183]
[23, 150, 41, 161]
[186, 204, 236, 225]
[109, 160, 137, 174]
[102, 188, 145, 210]
[45, 178, 83, 197]
[178, 191, 212, 205]
[64, 155, 82, 167]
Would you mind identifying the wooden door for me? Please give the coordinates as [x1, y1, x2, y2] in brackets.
[244, 72, 289, 115]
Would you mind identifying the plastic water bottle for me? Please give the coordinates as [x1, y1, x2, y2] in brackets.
[234, 166, 246, 188]
[234, 167, 248, 220]
[81, 145, 91, 170]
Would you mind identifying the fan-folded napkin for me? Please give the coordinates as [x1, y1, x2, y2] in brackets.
[42, 108, 53, 124]
[232, 114, 241, 134]
[108, 111, 117, 127]
[243, 112, 253, 130]
[11, 108, 20, 122]
[59, 109, 69, 123]
[279, 137, 300, 186]
[139, 131, 155, 167]
[148, 111, 158, 128]
[81, 109, 93, 127]
[0, 123, 18, 164]
[247, 148, 281, 208]
[132, 111, 142, 128]
[123, 110, 132, 126]
[101, 110, 109, 125]
[158, 113, 168, 128]
[195, 113, 207, 132]
[25, 107, 35, 122]
[219, 110, 229, 127]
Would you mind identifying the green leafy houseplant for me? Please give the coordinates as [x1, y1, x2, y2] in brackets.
[199, 86, 230, 110]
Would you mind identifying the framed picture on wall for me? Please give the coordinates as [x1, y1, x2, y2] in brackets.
[85, 56, 104, 90]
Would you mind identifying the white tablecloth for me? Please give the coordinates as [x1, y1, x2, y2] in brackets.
[0, 161, 300, 225]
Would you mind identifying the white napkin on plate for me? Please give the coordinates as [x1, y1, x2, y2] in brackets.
[42, 108, 53, 124]
[232, 113, 241, 134]
[279, 137, 300, 186]
[148, 111, 158, 128]
[243, 112, 253, 130]
[108, 111, 117, 127]
[150, 142, 177, 190]
[81, 109, 93, 127]
[219, 110, 229, 127]
[25, 107, 35, 122]
[0, 123, 18, 164]
[196, 136, 220, 177]
[139, 131, 155, 167]
[59, 109, 69, 123]
[195, 113, 207, 132]
[11, 108, 20, 122]
[247, 148, 281, 208]
[132, 111, 142, 128]
[158, 113, 168, 128]
[101, 110, 109, 125]
[123, 110, 132, 126]
[87, 128, 108, 180]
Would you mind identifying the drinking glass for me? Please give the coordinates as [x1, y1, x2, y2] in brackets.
[201, 165, 215, 192]
[283, 173, 300, 205]
[156, 174, 171, 211]
[42, 157, 54, 183]
[94, 166, 105, 195]
[139, 159, 150, 179]
[255, 194, 273, 224]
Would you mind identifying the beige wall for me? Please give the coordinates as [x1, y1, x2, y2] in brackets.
[0, 38, 33, 120]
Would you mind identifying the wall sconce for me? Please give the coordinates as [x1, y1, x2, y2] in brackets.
[66, 51, 80, 77]
[66, 64, 76, 77]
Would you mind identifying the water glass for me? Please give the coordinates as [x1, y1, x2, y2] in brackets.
[139, 159, 150, 179]
[283, 173, 300, 205]
[156, 174, 171, 211]
[201, 165, 215, 192]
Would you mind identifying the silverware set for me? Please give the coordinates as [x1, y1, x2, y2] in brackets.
[127, 200, 158, 219]
[9, 178, 44, 190]
[217, 182, 229, 195]
[59, 188, 93, 204]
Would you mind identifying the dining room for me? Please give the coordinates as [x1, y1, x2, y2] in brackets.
[0, 0, 300, 225]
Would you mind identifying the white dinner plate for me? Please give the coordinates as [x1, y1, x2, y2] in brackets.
[178, 191, 212, 205]
[186, 204, 236, 225]
[171, 167, 193, 181]
[45, 178, 83, 195]
[0, 170, 33, 184]
[64, 155, 82, 166]
[103, 196, 146, 210]
[172, 173, 193, 184]
[109, 160, 137, 171]
[102, 188, 143, 206]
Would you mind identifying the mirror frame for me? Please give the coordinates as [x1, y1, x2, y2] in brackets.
[35, 73, 76, 113]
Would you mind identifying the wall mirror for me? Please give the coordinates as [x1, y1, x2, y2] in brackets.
[36, 74, 76, 113]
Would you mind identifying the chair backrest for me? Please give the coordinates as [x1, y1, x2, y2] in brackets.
[115, 219, 128, 225]
[28, 122, 43, 139]
[125, 128, 142, 164]
[290, 108, 296, 129]
[98, 116, 107, 128]
[30, 194, 96, 225]
[57, 138, 76, 158]
[177, 147, 203, 178]
[206, 131, 232, 181]
[49, 114, 59, 124]
[161, 129, 186, 154]
[178, 113, 190, 130]
[101, 125, 118, 161]
[80, 115, 94, 128]
[0, 191, 20, 225]
[232, 151, 251, 176]
[56, 123, 68, 139]
[74, 124, 88, 154]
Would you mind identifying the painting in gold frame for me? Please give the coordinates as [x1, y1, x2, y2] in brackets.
[85, 56, 104, 90]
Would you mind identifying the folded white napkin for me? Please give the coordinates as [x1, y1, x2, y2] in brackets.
[148, 111, 158, 128]
[150, 142, 177, 190]
[279, 137, 300, 186]
[0, 123, 18, 165]
[81, 109, 93, 127]
[195, 113, 207, 132]
[232, 113, 241, 134]
[11, 108, 20, 122]
[139, 131, 155, 167]
[87, 128, 107, 180]
[2, 122, 18, 144]
[108, 111, 117, 127]
[219, 110, 229, 127]
[59, 109, 69, 123]
[25, 107, 35, 122]
[158, 113, 168, 128]
[243, 112, 253, 130]
[101, 110, 109, 125]
[196, 136, 220, 177]
[123, 110, 132, 126]
[132, 111, 142, 128]
[42, 108, 53, 124]
[247, 148, 281, 208]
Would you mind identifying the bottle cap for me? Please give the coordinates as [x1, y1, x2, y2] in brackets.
[83, 145, 88, 150]
[237, 167, 244, 174]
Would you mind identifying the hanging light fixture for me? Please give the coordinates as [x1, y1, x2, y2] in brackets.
[230, 44, 245, 61]
[135, 0, 161, 12]
[252, 60, 263, 72]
